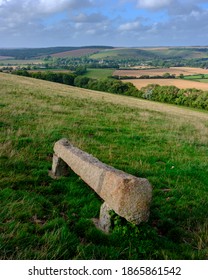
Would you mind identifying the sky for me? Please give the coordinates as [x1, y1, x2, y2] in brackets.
[0, 0, 208, 48]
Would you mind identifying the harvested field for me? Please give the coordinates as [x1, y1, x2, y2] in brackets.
[51, 48, 100, 58]
[0, 56, 13, 60]
[122, 78, 208, 91]
[114, 67, 208, 77]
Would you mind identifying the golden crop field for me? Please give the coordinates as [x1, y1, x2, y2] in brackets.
[122, 78, 208, 91]
[114, 67, 208, 77]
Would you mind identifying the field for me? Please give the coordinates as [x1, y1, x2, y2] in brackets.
[84, 68, 114, 79]
[123, 78, 208, 91]
[183, 74, 208, 83]
[0, 56, 13, 60]
[0, 59, 43, 66]
[114, 67, 208, 78]
[1, 73, 208, 260]
[51, 48, 101, 58]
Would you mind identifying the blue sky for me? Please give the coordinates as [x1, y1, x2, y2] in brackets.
[0, 0, 208, 47]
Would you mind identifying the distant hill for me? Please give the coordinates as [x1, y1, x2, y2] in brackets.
[90, 47, 208, 61]
[0, 46, 114, 60]
[1, 46, 208, 66]
[90, 48, 158, 60]
[50, 48, 107, 58]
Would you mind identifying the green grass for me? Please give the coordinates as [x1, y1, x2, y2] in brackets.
[183, 74, 208, 83]
[197, 79, 208, 83]
[0, 73, 208, 260]
[84, 68, 114, 79]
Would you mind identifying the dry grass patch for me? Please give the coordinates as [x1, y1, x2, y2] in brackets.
[114, 67, 208, 77]
[123, 78, 208, 91]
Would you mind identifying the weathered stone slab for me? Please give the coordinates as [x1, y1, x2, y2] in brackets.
[51, 138, 152, 225]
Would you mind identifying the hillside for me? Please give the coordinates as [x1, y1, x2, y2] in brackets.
[0, 73, 208, 260]
[0, 46, 114, 60]
[90, 47, 208, 61]
[50, 48, 103, 58]
[1, 46, 208, 61]
[90, 48, 157, 60]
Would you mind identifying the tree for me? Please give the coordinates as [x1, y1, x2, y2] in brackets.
[74, 66, 87, 75]
[74, 76, 90, 88]
[62, 73, 75, 86]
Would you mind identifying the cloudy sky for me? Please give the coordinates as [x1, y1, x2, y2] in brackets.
[0, 0, 208, 47]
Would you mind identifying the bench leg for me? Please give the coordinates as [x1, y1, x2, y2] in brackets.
[49, 153, 69, 178]
[99, 202, 112, 233]
[92, 202, 112, 233]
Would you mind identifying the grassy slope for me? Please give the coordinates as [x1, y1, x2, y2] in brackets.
[0, 73, 208, 260]
[90, 47, 208, 60]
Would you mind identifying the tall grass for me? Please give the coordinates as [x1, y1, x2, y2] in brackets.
[0, 73, 208, 260]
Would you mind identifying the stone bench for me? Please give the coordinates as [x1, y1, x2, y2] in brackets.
[49, 139, 152, 232]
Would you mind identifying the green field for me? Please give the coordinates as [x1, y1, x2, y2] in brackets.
[0, 73, 208, 260]
[183, 74, 208, 83]
[197, 79, 208, 83]
[84, 68, 114, 79]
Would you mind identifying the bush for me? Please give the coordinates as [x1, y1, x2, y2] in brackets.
[140, 84, 208, 110]
[74, 76, 90, 88]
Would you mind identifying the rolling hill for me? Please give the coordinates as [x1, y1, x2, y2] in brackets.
[90, 47, 208, 61]
[1, 72, 208, 260]
[0, 46, 114, 60]
[1, 46, 208, 61]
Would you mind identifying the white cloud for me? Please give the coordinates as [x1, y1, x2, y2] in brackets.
[0, 0, 208, 47]
[137, 0, 173, 9]
[0, 0, 12, 5]
[0, 0, 92, 16]
[118, 21, 140, 31]
[37, 0, 70, 14]
[74, 13, 107, 23]
[86, 29, 96, 35]
[0, 0, 94, 34]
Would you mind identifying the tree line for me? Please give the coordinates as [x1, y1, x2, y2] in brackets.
[12, 70, 140, 97]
